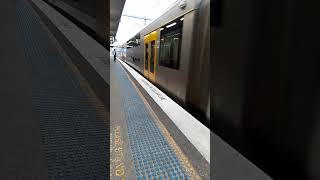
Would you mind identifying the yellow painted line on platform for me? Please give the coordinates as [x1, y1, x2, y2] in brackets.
[122, 65, 202, 180]
[110, 125, 125, 180]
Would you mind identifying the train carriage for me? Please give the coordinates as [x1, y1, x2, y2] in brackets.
[118, 0, 210, 127]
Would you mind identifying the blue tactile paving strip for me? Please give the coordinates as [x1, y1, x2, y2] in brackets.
[16, 1, 108, 179]
[115, 62, 189, 179]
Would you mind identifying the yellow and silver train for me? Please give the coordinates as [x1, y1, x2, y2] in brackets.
[117, 0, 210, 127]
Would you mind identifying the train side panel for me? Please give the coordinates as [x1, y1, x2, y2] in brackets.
[123, 0, 209, 125]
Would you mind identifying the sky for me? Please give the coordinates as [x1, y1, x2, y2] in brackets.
[112, 0, 178, 46]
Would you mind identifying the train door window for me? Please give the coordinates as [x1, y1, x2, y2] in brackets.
[150, 40, 155, 73]
[145, 43, 149, 70]
[159, 17, 183, 70]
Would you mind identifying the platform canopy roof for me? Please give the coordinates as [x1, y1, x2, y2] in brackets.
[110, 0, 126, 41]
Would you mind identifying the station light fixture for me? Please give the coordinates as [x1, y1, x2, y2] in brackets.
[166, 22, 176, 28]
[180, 17, 184, 21]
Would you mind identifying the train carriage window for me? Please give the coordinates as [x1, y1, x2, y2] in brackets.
[127, 33, 141, 48]
[159, 18, 183, 70]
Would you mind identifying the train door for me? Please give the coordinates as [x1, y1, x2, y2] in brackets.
[143, 31, 157, 82]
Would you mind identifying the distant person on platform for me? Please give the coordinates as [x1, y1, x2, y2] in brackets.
[113, 49, 116, 62]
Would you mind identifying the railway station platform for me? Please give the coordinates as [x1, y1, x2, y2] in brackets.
[110, 57, 210, 179]
[110, 54, 272, 179]
[1, 0, 273, 179]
